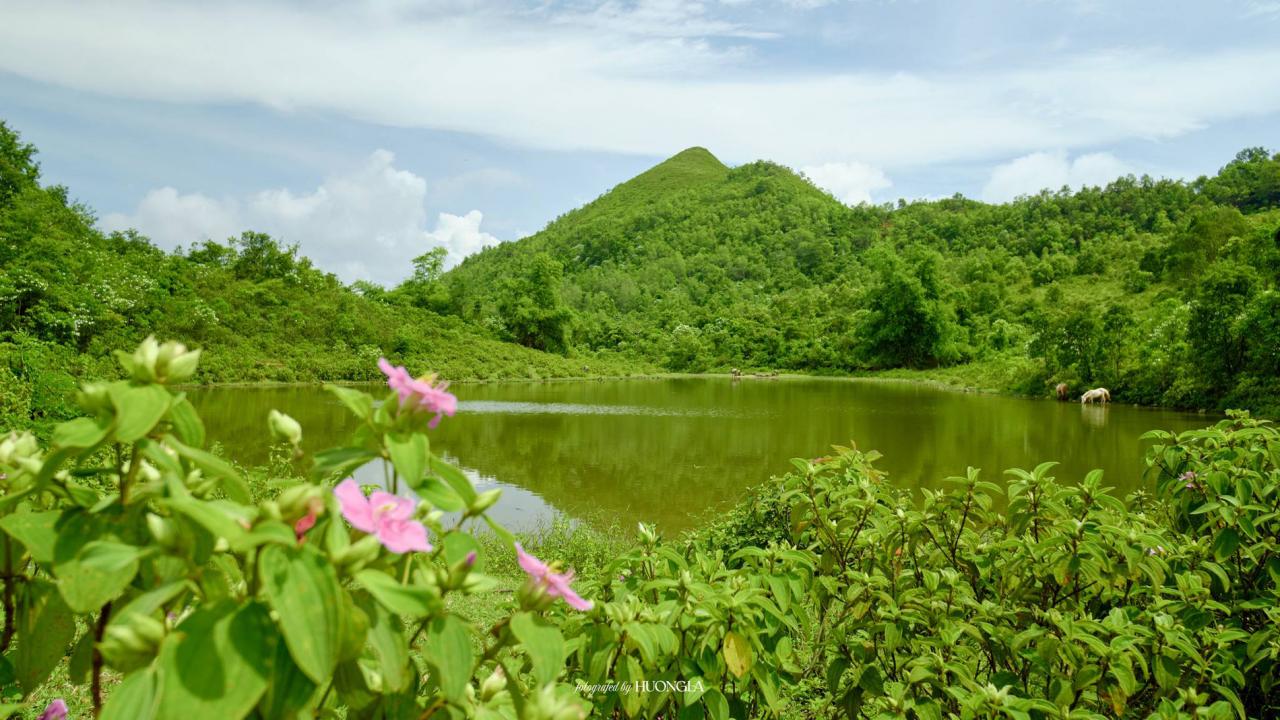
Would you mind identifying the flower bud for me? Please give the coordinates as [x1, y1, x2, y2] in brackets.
[0, 432, 40, 467]
[478, 666, 507, 701]
[100, 614, 166, 670]
[637, 522, 657, 545]
[260, 500, 283, 522]
[146, 513, 180, 550]
[335, 534, 383, 573]
[117, 336, 201, 383]
[76, 382, 113, 414]
[277, 484, 322, 518]
[468, 488, 501, 515]
[130, 336, 161, 382]
[157, 342, 201, 383]
[268, 410, 303, 446]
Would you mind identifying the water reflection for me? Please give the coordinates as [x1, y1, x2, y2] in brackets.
[187, 378, 1215, 532]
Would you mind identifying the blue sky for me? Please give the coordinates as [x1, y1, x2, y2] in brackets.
[2, 0, 1278, 285]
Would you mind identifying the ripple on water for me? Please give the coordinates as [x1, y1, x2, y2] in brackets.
[458, 400, 745, 418]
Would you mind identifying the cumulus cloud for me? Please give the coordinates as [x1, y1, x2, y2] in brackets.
[102, 150, 499, 285]
[801, 161, 892, 205]
[980, 150, 1132, 203]
[2, 1, 1279, 170]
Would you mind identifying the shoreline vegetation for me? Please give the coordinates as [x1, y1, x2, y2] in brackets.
[6, 121, 1280, 436]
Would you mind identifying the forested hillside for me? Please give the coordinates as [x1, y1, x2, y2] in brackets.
[442, 145, 1280, 414]
[0, 122, 638, 430]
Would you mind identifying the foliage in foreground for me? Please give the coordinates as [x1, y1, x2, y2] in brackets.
[569, 412, 1280, 719]
[0, 340, 1278, 719]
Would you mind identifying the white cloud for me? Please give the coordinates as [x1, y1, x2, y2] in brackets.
[102, 150, 498, 285]
[1, 1, 1279, 171]
[980, 150, 1132, 203]
[801, 161, 891, 205]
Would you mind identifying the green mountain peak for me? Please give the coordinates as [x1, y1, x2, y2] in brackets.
[608, 146, 729, 203]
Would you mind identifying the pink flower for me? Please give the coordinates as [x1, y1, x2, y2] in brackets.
[515, 543, 593, 611]
[377, 358, 458, 428]
[334, 479, 432, 554]
[294, 511, 317, 542]
[38, 699, 68, 720]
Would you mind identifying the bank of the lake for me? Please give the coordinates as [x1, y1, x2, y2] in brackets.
[189, 374, 1217, 534]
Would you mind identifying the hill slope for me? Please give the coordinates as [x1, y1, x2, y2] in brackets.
[443, 147, 1280, 414]
[0, 121, 641, 430]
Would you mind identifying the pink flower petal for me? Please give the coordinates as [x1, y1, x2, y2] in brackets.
[552, 584, 595, 611]
[334, 479, 376, 533]
[514, 544, 593, 611]
[377, 518, 432, 554]
[515, 543, 549, 579]
[38, 699, 68, 720]
[369, 491, 416, 521]
[294, 512, 317, 541]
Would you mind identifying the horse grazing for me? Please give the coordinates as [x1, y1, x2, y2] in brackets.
[1055, 383, 1069, 401]
[1080, 387, 1111, 404]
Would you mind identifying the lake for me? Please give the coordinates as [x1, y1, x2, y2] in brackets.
[188, 377, 1214, 533]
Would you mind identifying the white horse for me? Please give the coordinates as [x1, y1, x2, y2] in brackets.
[1080, 387, 1111, 404]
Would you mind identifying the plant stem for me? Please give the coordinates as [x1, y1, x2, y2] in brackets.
[92, 602, 113, 717]
[0, 536, 14, 653]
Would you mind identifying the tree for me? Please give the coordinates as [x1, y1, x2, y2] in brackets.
[1198, 147, 1280, 212]
[1186, 261, 1257, 389]
[0, 121, 39, 210]
[499, 253, 573, 354]
[857, 253, 945, 368]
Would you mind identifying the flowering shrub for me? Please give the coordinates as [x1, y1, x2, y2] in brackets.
[0, 339, 592, 719]
[0, 338, 1276, 719]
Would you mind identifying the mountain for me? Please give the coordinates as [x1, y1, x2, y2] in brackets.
[443, 146, 1280, 414]
[0, 121, 641, 431]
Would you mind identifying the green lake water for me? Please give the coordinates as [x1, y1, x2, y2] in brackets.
[187, 377, 1215, 533]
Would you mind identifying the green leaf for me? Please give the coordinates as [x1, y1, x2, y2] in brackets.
[167, 396, 206, 448]
[423, 615, 473, 703]
[54, 534, 141, 614]
[358, 595, 411, 693]
[68, 631, 95, 685]
[386, 431, 428, 489]
[166, 498, 249, 548]
[312, 447, 378, 482]
[156, 601, 274, 720]
[1111, 657, 1137, 696]
[483, 515, 517, 550]
[355, 569, 440, 617]
[257, 634, 318, 720]
[258, 545, 345, 684]
[101, 668, 161, 720]
[116, 581, 187, 621]
[722, 630, 752, 679]
[110, 383, 172, 443]
[1213, 527, 1240, 561]
[325, 384, 374, 420]
[0, 510, 62, 563]
[623, 622, 661, 666]
[15, 580, 76, 692]
[1154, 653, 1180, 690]
[442, 531, 483, 570]
[430, 454, 477, 505]
[52, 416, 109, 449]
[165, 435, 251, 503]
[511, 611, 565, 686]
[416, 476, 466, 512]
